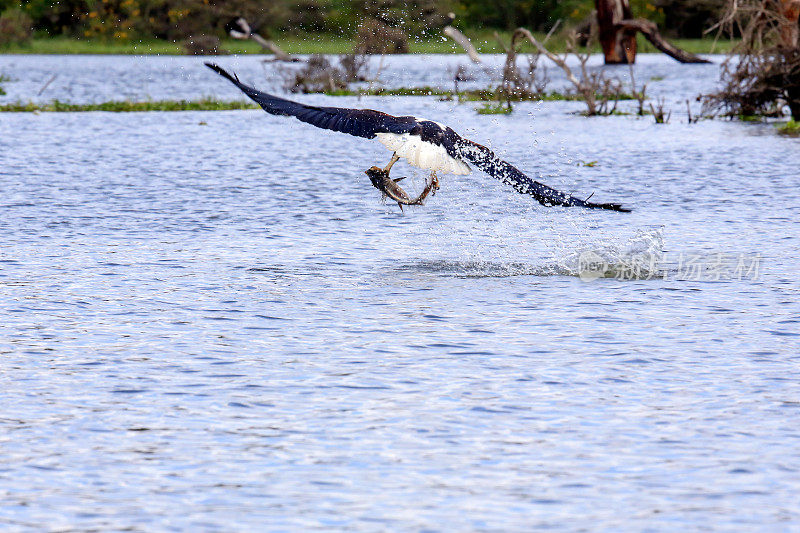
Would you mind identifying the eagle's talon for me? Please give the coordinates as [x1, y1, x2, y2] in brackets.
[430, 172, 440, 195]
[366, 160, 439, 208]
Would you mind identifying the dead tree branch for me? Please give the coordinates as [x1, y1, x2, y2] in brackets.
[616, 19, 711, 63]
[249, 33, 295, 62]
[443, 26, 482, 63]
[509, 27, 623, 116]
[511, 28, 583, 89]
[703, 0, 800, 120]
[227, 17, 296, 62]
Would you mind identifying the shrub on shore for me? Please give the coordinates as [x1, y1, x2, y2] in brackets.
[183, 34, 226, 55]
[0, 8, 32, 46]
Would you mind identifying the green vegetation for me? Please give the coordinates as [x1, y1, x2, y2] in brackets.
[0, 73, 8, 95]
[777, 119, 800, 137]
[476, 102, 513, 115]
[0, 34, 735, 56]
[0, 0, 728, 41]
[0, 0, 735, 56]
[0, 87, 640, 113]
[324, 86, 454, 97]
[738, 114, 764, 122]
[324, 87, 636, 102]
[637, 37, 736, 55]
[0, 98, 259, 112]
[0, 35, 363, 55]
[0, 0, 591, 43]
[572, 108, 637, 117]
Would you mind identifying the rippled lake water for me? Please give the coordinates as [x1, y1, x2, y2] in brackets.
[1, 54, 799, 531]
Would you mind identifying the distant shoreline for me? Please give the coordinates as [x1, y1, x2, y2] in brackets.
[0, 34, 735, 56]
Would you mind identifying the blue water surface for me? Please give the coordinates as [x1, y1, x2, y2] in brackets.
[1, 54, 799, 531]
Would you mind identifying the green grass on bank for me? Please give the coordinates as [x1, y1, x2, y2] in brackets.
[326, 86, 636, 101]
[476, 102, 514, 115]
[637, 37, 737, 55]
[0, 32, 736, 56]
[0, 98, 259, 112]
[0, 87, 637, 113]
[777, 119, 800, 136]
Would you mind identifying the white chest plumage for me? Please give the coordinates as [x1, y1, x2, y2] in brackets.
[374, 131, 472, 176]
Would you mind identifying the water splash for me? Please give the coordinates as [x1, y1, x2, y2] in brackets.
[399, 227, 665, 280]
[556, 226, 665, 280]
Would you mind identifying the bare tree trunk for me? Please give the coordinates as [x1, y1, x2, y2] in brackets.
[596, 0, 711, 64]
[780, 0, 800, 48]
[596, 0, 637, 64]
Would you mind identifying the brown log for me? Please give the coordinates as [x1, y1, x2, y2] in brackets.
[596, 0, 637, 64]
[780, 0, 800, 48]
[617, 18, 710, 63]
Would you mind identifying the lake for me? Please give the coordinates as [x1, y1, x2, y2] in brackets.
[1, 54, 799, 530]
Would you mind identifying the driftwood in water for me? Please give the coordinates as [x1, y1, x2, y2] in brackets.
[226, 17, 296, 62]
[595, 0, 709, 64]
[443, 26, 481, 63]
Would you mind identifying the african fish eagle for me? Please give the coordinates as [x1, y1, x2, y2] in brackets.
[205, 63, 630, 212]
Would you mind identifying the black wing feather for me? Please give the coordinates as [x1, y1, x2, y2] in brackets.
[205, 62, 418, 139]
[206, 62, 629, 212]
[453, 137, 630, 212]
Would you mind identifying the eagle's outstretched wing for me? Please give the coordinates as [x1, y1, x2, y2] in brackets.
[206, 62, 630, 212]
[205, 63, 418, 139]
[453, 137, 631, 212]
